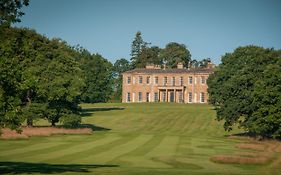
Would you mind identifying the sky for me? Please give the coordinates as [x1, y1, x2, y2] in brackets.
[16, 0, 281, 64]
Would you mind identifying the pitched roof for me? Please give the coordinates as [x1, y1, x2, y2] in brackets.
[123, 68, 213, 74]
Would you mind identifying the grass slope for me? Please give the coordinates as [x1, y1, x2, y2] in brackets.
[0, 103, 280, 175]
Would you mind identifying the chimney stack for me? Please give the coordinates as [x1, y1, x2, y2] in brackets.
[177, 62, 184, 69]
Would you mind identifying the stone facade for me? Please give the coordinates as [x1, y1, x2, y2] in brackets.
[122, 63, 214, 103]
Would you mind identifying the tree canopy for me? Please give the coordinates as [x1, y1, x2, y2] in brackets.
[80, 53, 113, 103]
[207, 46, 281, 139]
[0, 27, 85, 129]
[160, 42, 191, 68]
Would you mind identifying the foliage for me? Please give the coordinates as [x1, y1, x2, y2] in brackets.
[0, 27, 84, 129]
[160, 42, 191, 68]
[0, 0, 29, 26]
[207, 46, 281, 138]
[112, 58, 130, 101]
[139, 46, 162, 67]
[80, 53, 113, 103]
[130, 31, 151, 68]
[190, 58, 211, 68]
[59, 114, 81, 128]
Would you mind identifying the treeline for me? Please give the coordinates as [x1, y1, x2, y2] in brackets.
[0, 27, 114, 130]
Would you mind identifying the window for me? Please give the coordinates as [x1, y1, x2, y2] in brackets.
[146, 76, 150, 84]
[138, 92, 142, 102]
[179, 92, 183, 103]
[154, 92, 158, 102]
[172, 77, 176, 86]
[127, 92, 131, 102]
[163, 92, 166, 102]
[189, 76, 193, 84]
[180, 77, 183, 86]
[154, 77, 158, 84]
[127, 76, 131, 84]
[164, 77, 167, 86]
[188, 92, 192, 103]
[200, 92, 205, 103]
[139, 76, 143, 84]
[201, 76, 206, 84]
[146, 92, 150, 102]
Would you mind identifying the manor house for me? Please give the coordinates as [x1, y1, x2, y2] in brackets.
[122, 62, 215, 103]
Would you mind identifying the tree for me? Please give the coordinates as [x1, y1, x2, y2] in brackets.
[0, 0, 29, 26]
[160, 42, 191, 68]
[37, 38, 84, 127]
[130, 31, 149, 68]
[139, 46, 162, 67]
[207, 46, 281, 139]
[112, 58, 130, 101]
[80, 54, 113, 103]
[0, 27, 85, 130]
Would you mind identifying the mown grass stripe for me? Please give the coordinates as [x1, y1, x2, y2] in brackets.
[79, 134, 153, 164]
[147, 135, 179, 157]
[0, 142, 65, 157]
[25, 134, 122, 162]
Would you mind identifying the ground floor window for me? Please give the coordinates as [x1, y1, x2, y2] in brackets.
[163, 92, 166, 102]
[179, 91, 183, 103]
[188, 92, 192, 103]
[200, 92, 205, 103]
[154, 92, 158, 102]
[138, 92, 142, 102]
[127, 92, 131, 102]
[146, 92, 150, 102]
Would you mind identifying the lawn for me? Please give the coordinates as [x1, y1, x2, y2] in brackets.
[0, 103, 280, 175]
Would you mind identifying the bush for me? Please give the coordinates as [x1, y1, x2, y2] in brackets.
[60, 114, 81, 128]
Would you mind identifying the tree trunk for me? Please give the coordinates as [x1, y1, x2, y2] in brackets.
[51, 121, 56, 127]
[26, 90, 33, 127]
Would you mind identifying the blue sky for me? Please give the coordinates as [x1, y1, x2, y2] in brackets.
[16, 0, 281, 64]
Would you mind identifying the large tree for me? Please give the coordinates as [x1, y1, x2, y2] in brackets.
[0, 27, 85, 130]
[80, 54, 113, 103]
[160, 42, 191, 68]
[207, 46, 281, 139]
[130, 31, 150, 68]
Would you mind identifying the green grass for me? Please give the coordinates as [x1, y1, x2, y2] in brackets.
[0, 103, 280, 175]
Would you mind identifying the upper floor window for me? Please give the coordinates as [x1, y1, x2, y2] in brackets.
[180, 77, 183, 86]
[172, 77, 176, 86]
[139, 76, 143, 84]
[189, 76, 193, 84]
[127, 76, 131, 84]
[201, 76, 206, 84]
[146, 76, 150, 84]
[164, 77, 168, 85]
[154, 77, 158, 84]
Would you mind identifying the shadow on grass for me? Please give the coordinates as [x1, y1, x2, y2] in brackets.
[0, 162, 118, 174]
[81, 107, 125, 117]
[78, 124, 111, 131]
